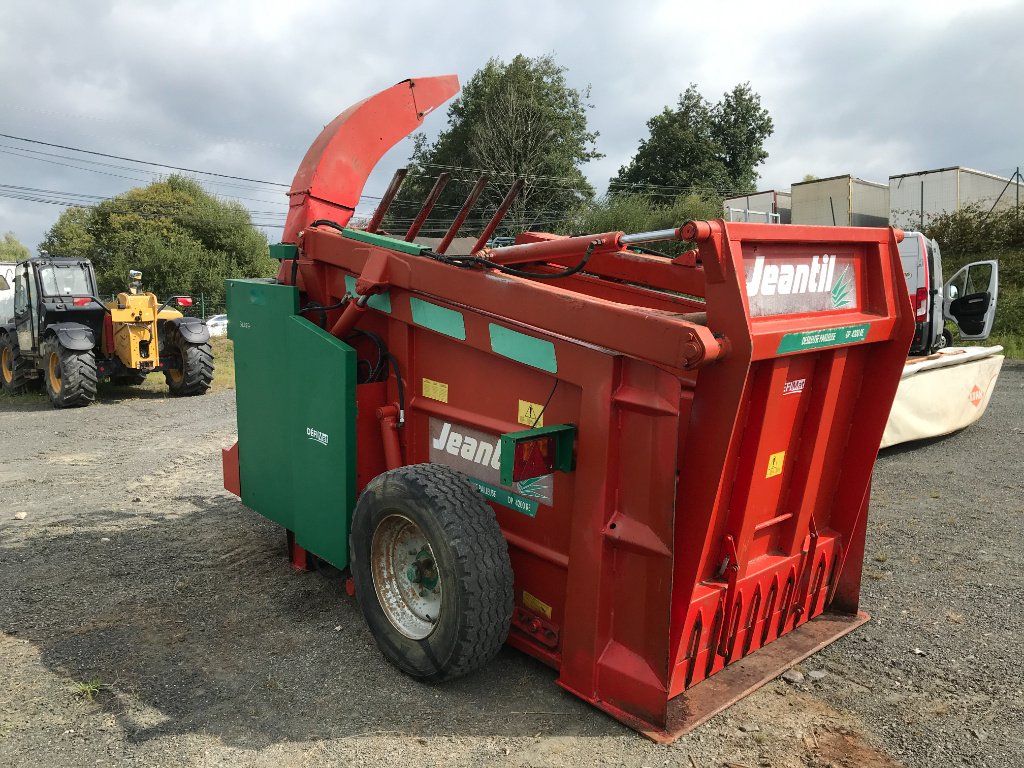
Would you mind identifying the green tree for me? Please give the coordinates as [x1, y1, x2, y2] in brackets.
[397, 54, 602, 234]
[612, 83, 773, 196]
[41, 176, 277, 307]
[0, 232, 30, 261]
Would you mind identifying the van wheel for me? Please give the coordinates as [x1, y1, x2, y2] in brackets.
[350, 464, 513, 681]
[939, 329, 953, 349]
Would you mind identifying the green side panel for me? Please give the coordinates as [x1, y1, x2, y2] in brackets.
[283, 315, 356, 567]
[776, 323, 871, 354]
[410, 297, 466, 340]
[226, 279, 356, 570]
[342, 227, 427, 256]
[344, 275, 392, 313]
[488, 323, 558, 373]
[269, 243, 298, 261]
[228, 280, 299, 530]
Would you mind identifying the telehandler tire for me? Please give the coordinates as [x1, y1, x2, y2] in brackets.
[41, 338, 97, 408]
[1, 334, 32, 395]
[350, 463, 514, 682]
[163, 324, 213, 396]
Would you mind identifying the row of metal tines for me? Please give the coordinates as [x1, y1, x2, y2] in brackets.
[364, 169, 525, 254]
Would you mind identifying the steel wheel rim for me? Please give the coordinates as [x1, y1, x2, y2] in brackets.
[370, 513, 442, 640]
[1, 347, 11, 383]
[47, 352, 62, 393]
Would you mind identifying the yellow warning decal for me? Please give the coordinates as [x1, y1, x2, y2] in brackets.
[518, 399, 545, 427]
[422, 378, 449, 403]
[522, 590, 552, 619]
[766, 451, 786, 478]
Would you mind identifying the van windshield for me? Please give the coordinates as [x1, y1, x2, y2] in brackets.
[38, 264, 93, 297]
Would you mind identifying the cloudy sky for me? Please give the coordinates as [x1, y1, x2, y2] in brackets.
[1, 0, 1021, 251]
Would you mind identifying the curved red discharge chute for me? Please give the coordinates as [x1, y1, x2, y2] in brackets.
[282, 75, 460, 243]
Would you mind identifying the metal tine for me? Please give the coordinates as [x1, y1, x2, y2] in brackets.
[366, 168, 407, 233]
[436, 175, 489, 255]
[404, 173, 450, 242]
[472, 178, 525, 254]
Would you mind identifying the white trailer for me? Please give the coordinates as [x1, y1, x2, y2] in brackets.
[723, 190, 791, 223]
[791, 174, 890, 227]
[889, 166, 1024, 228]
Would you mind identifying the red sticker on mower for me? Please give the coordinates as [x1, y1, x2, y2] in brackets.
[969, 385, 984, 407]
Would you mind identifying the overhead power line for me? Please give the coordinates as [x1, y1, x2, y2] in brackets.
[0, 131, 291, 188]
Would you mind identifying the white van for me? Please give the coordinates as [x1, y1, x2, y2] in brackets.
[898, 233, 999, 355]
[0, 263, 16, 326]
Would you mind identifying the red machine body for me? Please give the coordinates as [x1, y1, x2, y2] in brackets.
[224, 76, 914, 740]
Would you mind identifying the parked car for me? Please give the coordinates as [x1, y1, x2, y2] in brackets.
[206, 314, 228, 337]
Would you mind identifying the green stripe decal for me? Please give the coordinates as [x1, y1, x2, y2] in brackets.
[489, 324, 557, 373]
[268, 243, 298, 261]
[341, 227, 426, 256]
[776, 323, 871, 354]
[467, 478, 539, 517]
[344, 275, 391, 313]
[410, 298, 466, 340]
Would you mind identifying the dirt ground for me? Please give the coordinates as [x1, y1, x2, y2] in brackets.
[1, 363, 1021, 768]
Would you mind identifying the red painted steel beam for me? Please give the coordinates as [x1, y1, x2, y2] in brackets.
[471, 179, 525, 254]
[436, 175, 488, 254]
[300, 227, 726, 372]
[282, 75, 459, 243]
[404, 173, 450, 241]
[365, 168, 408, 233]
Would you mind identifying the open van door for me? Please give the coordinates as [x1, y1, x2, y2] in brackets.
[943, 260, 998, 340]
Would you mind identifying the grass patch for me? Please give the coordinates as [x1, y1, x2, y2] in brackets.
[70, 679, 109, 701]
[210, 336, 234, 390]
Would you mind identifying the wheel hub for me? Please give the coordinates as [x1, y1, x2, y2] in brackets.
[371, 514, 442, 640]
[48, 352, 62, 394]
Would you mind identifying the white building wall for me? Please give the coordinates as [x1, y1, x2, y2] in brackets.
[850, 180, 890, 227]
[890, 167, 1023, 227]
[791, 176, 853, 226]
[723, 191, 792, 223]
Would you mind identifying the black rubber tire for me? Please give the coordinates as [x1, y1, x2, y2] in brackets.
[940, 329, 954, 349]
[0, 333, 32, 394]
[41, 338, 97, 408]
[350, 463, 514, 682]
[111, 370, 149, 386]
[163, 324, 213, 396]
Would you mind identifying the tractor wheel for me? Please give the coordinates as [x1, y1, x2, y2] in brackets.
[41, 339, 97, 408]
[351, 463, 514, 682]
[111, 370, 149, 386]
[163, 324, 213, 396]
[0, 334, 31, 394]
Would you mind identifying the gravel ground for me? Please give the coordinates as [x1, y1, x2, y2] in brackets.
[0, 363, 1021, 768]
